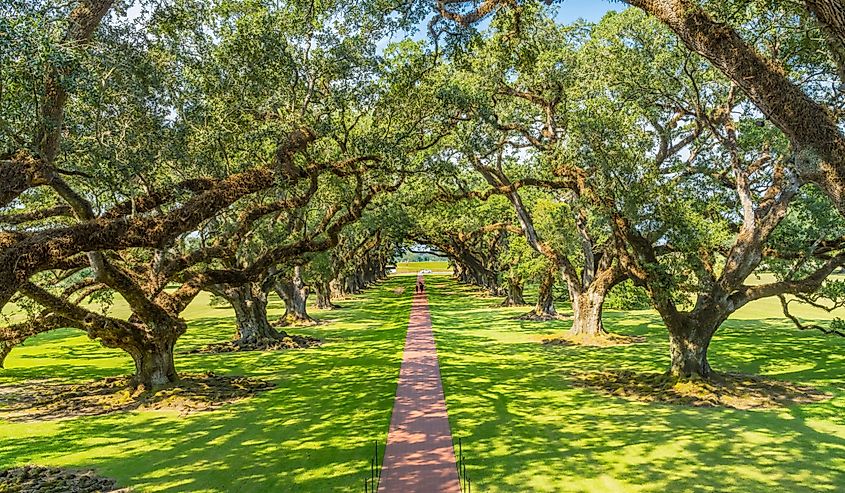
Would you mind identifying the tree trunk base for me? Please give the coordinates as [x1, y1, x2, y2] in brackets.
[274, 314, 317, 327]
[567, 325, 609, 339]
[518, 310, 563, 321]
[668, 327, 715, 380]
[189, 331, 321, 354]
[129, 343, 178, 390]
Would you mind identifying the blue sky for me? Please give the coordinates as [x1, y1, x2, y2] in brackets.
[554, 0, 620, 23]
[382, 0, 622, 49]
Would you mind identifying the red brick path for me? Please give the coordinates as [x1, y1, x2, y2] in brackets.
[378, 277, 461, 493]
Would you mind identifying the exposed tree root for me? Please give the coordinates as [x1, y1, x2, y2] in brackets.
[518, 311, 567, 321]
[571, 370, 830, 410]
[272, 316, 318, 328]
[0, 466, 128, 493]
[0, 373, 274, 421]
[543, 332, 645, 347]
[189, 334, 321, 354]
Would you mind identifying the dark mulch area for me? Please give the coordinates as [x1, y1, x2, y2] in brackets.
[543, 332, 647, 347]
[186, 334, 321, 354]
[0, 373, 274, 422]
[518, 312, 569, 321]
[572, 370, 831, 410]
[0, 466, 128, 493]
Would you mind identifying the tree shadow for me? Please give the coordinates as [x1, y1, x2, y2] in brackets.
[0, 277, 419, 492]
[426, 277, 845, 493]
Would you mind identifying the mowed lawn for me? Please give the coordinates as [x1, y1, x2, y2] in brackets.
[3, 274, 845, 492]
[394, 261, 452, 274]
[428, 276, 845, 493]
[0, 278, 414, 492]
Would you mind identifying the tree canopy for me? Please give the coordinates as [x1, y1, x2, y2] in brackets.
[3, 0, 845, 384]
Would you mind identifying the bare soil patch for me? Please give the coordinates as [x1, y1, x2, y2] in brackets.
[572, 370, 830, 410]
[0, 466, 128, 492]
[188, 334, 320, 354]
[543, 332, 646, 347]
[519, 312, 570, 322]
[272, 317, 320, 328]
[0, 373, 274, 422]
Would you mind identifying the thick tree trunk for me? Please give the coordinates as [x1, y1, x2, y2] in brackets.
[668, 329, 713, 379]
[210, 281, 282, 344]
[330, 279, 347, 298]
[521, 270, 558, 320]
[315, 280, 339, 310]
[453, 263, 468, 283]
[228, 283, 279, 343]
[664, 312, 723, 379]
[569, 289, 608, 338]
[275, 266, 313, 325]
[501, 279, 527, 306]
[127, 338, 178, 389]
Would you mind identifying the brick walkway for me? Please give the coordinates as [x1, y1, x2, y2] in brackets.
[378, 277, 461, 493]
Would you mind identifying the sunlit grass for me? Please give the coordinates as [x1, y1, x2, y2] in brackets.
[4, 274, 845, 492]
[0, 279, 414, 492]
[429, 276, 845, 493]
[394, 261, 451, 274]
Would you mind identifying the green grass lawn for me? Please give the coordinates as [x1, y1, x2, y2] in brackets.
[0, 278, 414, 492]
[394, 261, 452, 274]
[428, 276, 845, 493]
[3, 274, 845, 492]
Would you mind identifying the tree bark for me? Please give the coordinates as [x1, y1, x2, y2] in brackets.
[520, 269, 558, 320]
[666, 316, 720, 379]
[0, 341, 14, 368]
[225, 282, 281, 343]
[315, 280, 339, 310]
[275, 266, 313, 325]
[501, 279, 527, 306]
[569, 289, 608, 337]
[126, 337, 178, 389]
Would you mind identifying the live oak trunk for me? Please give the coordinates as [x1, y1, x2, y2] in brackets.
[226, 283, 281, 343]
[315, 280, 339, 310]
[454, 263, 469, 283]
[275, 266, 313, 325]
[521, 270, 558, 320]
[126, 335, 179, 389]
[501, 279, 527, 306]
[0, 341, 14, 368]
[569, 289, 608, 338]
[665, 313, 723, 379]
[669, 331, 712, 379]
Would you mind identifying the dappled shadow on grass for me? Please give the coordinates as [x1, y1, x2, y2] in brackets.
[184, 334, 321, 355]
[571, 370, 830, 410]
[426, 277, 845, 493]
[0, 373, 274, 422]
[0, 277, 417, 492]
[542, 332, 647, 347]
